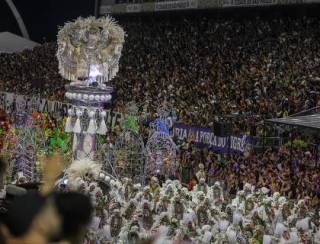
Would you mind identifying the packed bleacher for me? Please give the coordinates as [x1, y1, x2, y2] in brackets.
[0, 43, 65, 100]
[1, 14, 320, 129]
[0, 11, 319, 191]
[114, 14, 320, 127]
[0, 10, 320, 243]
[175, 144, 320, 208]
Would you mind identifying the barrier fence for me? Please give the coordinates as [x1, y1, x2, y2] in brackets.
[100, 0, 320, 14]
[0, 91, 296, 155]
[250, 136, 282, 153]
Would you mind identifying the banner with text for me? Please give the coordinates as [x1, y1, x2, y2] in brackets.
[223, 0, 277, 7]
[173, 123, 248, 153]
[100, 5, 112, 14]
[0, 92, 124, 130]
[126, 4, 142, 12]
[154, 0, 198, 11]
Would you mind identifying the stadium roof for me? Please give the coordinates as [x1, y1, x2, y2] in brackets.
[266, 113, 320, 130]
[0, 32, 39, 53]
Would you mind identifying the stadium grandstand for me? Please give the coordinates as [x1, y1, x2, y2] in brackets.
[0, 0, 320, 243]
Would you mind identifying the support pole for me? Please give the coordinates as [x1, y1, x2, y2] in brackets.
[289, 127, 296, 199]
[5, 0, 30, 39]
[262, 122, 265, 152]
[94, 0, 101, 18]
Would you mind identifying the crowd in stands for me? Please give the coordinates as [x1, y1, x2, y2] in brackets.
[1, 14, 320, 129]
[0, 43, 65, 100]
[0, 12, 320, 205]
[113, 14, 320, 129]
[173, 144, 320, 209]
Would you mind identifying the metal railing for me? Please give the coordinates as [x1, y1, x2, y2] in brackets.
[250, 136, 282, 153]
[115, 0, 177, 3]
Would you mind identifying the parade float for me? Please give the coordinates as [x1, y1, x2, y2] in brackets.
[54, 16, 126, 242]
[106, 114, 146, 184]
[57, 16, 124, 161]
[146, 105, 177, 178]
[0, 108, 71, 185]
[1, 107, 46, 184]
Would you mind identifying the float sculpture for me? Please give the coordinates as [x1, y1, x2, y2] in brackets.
[57, 16, 125, 160]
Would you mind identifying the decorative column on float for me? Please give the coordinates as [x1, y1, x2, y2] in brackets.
[146, 103, 177, 178]
[56, 17, 125, 161]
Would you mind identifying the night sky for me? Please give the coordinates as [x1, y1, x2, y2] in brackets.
[0, 0, 95, 43]
[1, 0, 320, 44]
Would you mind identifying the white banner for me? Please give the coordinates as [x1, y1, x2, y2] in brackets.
[100, 5, 112, 14]
[154, 0, 198, 11]
[126, 4, 142, 12]
[0, 92, 124, 130]
[0, 92, 64, 115]
[276, 0, 304, 4]
[223, 0, 277, 7]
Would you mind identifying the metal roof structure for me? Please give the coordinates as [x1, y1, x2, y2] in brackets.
[266, 107, 320, 130]
[0, 32, 38, 53]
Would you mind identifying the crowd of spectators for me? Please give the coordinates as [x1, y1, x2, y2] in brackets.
[0, 13, 320, 130]
[0, 43, 65, 100]
[174, 143, 320, 208]
[0, 11, 320, 204]
[112, 14, 320, 130]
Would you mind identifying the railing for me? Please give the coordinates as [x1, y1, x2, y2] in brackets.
[289, 106, 320, 117]
[116, 0, 178, 3]
[250, 136, 282, 152]
[100, 0, 320, 14]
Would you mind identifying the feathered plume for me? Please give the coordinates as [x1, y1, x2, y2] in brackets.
[65, 159, 101, 183]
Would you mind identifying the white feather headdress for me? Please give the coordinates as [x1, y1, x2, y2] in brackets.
[65, 159, 101, 182]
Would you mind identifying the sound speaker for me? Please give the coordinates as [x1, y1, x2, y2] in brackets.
[31, 79, 45, 90]
[214, 122, 232, 137]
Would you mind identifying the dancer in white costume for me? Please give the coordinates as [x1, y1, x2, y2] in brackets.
[57, 159, 320, 243]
